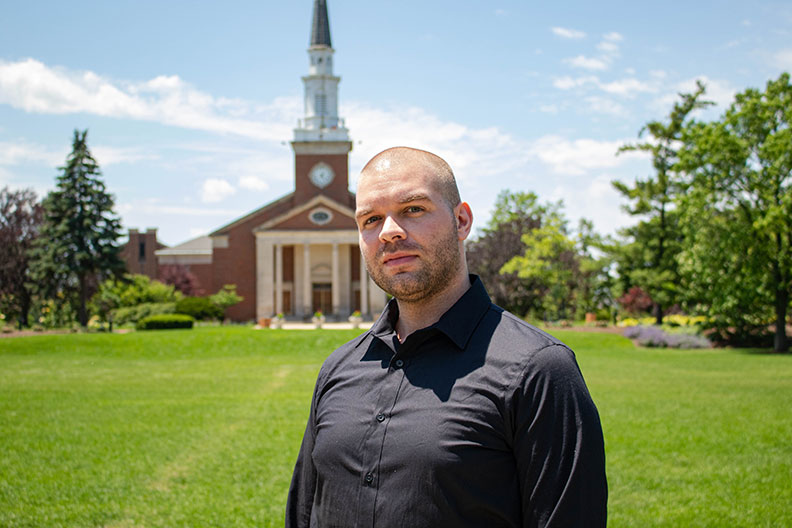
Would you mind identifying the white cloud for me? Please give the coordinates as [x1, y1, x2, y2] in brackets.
[0, 140, 63, 166]
[584, 96, 628, 116]
[551, 27, 586, 39]
[553, 75, 598, 90]
[553, 75, 656, 98]
[0, 58, 295, 141]
[117, 202, 241, 217]
[92, 146, 158, 166]
[548, 174, 633, 235]
[526, 135, 645, 176]
[239, 175, 269, 191]
[599, 78, 655, 97]
[771, 49, 792, 69]
[539, 104, 560, 114]
[603, 32, 623, 42]
[201, 178, 236, 203]
[597, 41, 619, 54]
[564, 55, 609, 71]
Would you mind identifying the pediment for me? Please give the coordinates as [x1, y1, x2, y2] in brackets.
[254, 194, 356, 232]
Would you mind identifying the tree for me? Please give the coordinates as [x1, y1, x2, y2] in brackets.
[28, 130, 125, 327]
[466, 190, 554, 317]
[210, 284, 243, 321]
[677, 73, 792, 352]
[500, 213, 610, 322]
[613, 82, 713, 324]
[501, 213, 577, 321]
[159, 264, 202, 296]
[0, 187, 43, 327]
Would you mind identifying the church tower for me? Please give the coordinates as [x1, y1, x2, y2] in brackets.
[292, 0, 353, 205]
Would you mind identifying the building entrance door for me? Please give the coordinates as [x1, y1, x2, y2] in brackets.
[312, 283, 332, 315]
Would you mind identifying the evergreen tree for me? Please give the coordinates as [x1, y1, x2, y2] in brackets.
[612, 81, 713, 324]
[28, 130, 125, 326]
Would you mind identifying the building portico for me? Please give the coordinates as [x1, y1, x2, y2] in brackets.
[255, 232, 385, 320]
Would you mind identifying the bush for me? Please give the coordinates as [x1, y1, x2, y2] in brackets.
[136, 314, 195, 331]
[623, 325, 711, 349]
[113, 303, 176, 326]
[175, 297, 223, 321]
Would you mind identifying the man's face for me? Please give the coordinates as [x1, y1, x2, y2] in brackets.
[355, 160, 463, 303]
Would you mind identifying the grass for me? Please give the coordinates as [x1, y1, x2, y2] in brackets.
[1, 327, 791, 527]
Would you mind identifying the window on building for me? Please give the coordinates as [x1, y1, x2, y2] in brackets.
[315, 94, 327, 116]
[138, 241, 146, 262]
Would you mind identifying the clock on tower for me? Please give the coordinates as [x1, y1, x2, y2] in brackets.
[309, 162, 335, 188]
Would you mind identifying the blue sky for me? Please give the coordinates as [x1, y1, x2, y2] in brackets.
[1, 1, 791, 246]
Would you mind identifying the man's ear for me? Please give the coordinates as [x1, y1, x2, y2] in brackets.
[454, 202, 473, 241]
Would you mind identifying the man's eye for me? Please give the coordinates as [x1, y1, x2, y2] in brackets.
[406, 206, 423, 214]
[363, 216, 380, 226]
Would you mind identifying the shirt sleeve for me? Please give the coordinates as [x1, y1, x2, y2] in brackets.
[285, 371, 323, 528]
[508, 344, 608, 528]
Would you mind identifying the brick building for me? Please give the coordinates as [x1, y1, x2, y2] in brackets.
[121, 0, 387, 322]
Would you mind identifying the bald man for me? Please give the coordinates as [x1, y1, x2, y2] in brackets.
[286, 147, 607, 528]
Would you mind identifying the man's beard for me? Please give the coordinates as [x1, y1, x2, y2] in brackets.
[365, 220, 461, 304]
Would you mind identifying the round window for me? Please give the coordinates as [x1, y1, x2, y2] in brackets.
[309, 208, 333, 225]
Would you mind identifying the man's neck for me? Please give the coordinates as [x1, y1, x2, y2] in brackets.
[394, 272, 471, 343]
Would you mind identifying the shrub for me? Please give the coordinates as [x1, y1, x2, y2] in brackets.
[136, 314, 195, 331]
[112, 303, 176, 326]
[618, 286, 653, 314]
[623, 325, 711, 349]
[175, 297, 223, 321]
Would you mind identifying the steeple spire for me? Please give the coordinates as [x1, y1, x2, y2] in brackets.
[294, 0, 349, 143]
[310, 0, 332, 48]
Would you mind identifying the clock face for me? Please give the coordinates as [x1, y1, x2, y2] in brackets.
[309, 163, 334, 188]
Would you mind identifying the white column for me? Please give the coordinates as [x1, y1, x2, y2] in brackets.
[275, 243, 283, 315]
[360, 252, 369, 316]
[369, 273, 385, 313]
[332, 243, 340, 316]
[303, 243, 312, 315]
[256, 237, 274, 320]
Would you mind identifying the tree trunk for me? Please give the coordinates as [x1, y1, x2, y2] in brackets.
[653, 302, 663, 326]
[774, 287, 789, 353]
[19, 290, 31, 328]
[78, 274, 88, 327]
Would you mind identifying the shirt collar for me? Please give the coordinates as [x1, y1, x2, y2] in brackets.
[364, 275, 492, 351]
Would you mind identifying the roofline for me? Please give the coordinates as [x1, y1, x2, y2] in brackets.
[209, 192, 295, 237]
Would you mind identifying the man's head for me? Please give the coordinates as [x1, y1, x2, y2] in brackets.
[355, 147, 473, 304]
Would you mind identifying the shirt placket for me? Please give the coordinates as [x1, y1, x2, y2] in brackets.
[355, 351, 408, 527]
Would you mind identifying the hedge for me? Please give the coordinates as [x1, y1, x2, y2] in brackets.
[113, 302, 175, 326]
[136, 314, 195, 331]
[175, 297, 223, 321]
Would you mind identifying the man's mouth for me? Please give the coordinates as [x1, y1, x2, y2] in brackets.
[383, 253, 418, 267]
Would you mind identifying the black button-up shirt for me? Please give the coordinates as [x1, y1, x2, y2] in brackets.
[286, 276, 607, 527]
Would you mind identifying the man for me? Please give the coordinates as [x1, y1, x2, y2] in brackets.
[286, 147, 607, 527]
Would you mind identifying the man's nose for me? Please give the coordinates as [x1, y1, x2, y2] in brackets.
[379, 215, 406, 242]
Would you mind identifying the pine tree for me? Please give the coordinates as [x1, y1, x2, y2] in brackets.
[28, 130, 125, 326]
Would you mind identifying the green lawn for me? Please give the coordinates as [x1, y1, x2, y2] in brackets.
[1, 327, 790, 527]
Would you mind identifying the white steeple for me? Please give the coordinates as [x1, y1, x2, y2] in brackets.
[294, 0, 349, 143]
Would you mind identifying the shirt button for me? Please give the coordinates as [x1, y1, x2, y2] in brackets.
[376, 413, 386, 422]
[365, 473, 374, 484]
[394, 359, 404, 368]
